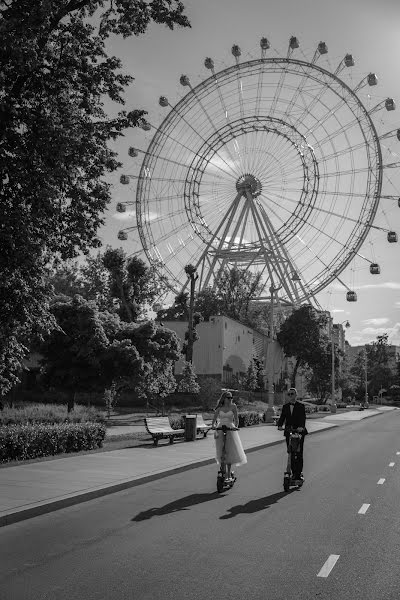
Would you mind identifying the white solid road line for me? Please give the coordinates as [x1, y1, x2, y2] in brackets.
[317, 555, 340, 578]
[358, 504, 370, 514]
[377, 478, 385, 484]
[389, 462, 395, 467]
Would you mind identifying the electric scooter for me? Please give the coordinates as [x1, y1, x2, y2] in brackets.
[282, 427, 304, 492]
[215, 425, 237, 493]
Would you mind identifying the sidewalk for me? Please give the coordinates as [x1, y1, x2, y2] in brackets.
[0, 408, 389, 527]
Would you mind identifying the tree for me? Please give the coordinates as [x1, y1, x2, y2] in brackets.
[214, 267, 263, 324]
[102, 248, 165, 322]
[254, 356, 266, 391]
[80, 252, 113, 312]
[347, 349, 371, 402]
[156, 292, 190, 322]
[305, 344, 341, 402]
[177, 361, 200, 394]
[0, 0, 190, 395]
[40, 295, 143, 410]
[277, 305, 328, 386]
[193, 287, 223, 321]
[365, 333, 395, 398]
[158, 267, 263, 326]
[48, 261, 86, 301]
[40, 296, 181, 409]
[113, 320, 180, 401]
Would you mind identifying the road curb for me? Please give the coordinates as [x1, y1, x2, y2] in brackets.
[0, 423, 340, 528]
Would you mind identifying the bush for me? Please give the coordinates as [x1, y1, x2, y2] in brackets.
[0, 403, 104, 426]
[169, 415, 185, 430]
[0, 422, 106, 463]
[238, 410, 264, 427]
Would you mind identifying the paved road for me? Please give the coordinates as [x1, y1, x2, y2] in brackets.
[1, 411, 400, 600]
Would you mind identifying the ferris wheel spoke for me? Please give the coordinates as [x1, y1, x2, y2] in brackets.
[166, 106, 239, 180]
[269, 63, 289, 119]
[313, 121, 365, 154]
[205, 69, 247, 172]
[184, 82, 244, 178]
[150, 121, 236, 182]
[261, 194, 352, 290]
[261, 191, 358, 251]
[234, 62, 245, 120]
[292, 80, 346, 133]
[319, 140, 368, 163]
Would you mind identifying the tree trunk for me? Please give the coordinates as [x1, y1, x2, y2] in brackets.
[292, 358, 301, 388]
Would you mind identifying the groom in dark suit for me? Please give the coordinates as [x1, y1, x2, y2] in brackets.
[277, 387, 308, 480]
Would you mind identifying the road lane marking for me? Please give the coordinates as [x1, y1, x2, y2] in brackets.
[377, 478, 385, 484]
[358, 504, 370, 514]
[389, 462, 395, 467]
[317, 555, 340, 578]
[396, 452, 400, 456]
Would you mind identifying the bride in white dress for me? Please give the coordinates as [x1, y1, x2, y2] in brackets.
[211, 391, 247, 479]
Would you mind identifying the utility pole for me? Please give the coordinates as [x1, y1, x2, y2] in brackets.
[184, 264, 198, 363]
[331, 320, 350, 410]
[364, 350, 368, 406]
[265, 284, 281, 422]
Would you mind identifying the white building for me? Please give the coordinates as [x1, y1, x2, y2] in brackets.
[163, 315, 285, 388]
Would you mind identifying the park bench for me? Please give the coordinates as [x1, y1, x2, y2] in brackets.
[144, 416, 185, 446]
[195, 414, 212, 437]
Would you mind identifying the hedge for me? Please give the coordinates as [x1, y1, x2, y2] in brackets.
[0, 422, 107, 463]
[0, 403, 104, 426]
[238, 410, 264, 427]
[169, 411, 264, 430]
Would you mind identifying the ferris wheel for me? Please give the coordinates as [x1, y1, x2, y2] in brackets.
[117, 37, 399, 306]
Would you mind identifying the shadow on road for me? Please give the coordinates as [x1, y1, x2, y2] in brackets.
[220, 490, 293, 519]
[132, 492, 222, 521]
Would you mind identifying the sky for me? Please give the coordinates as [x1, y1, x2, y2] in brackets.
[96, 0, 400, 348]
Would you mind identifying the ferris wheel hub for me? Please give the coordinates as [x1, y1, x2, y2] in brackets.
[236, 173, 262, 198]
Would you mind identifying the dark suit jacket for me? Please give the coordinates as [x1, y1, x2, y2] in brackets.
[277, 401, 308, 434]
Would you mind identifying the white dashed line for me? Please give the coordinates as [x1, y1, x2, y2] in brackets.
[377, 478, 385, 485]
[317, 555, 340, 578]
[396, 452, 400, 456]
[358, 504, 370, 514]
[389, 462, 395, 467]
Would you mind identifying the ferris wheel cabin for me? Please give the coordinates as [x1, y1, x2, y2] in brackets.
[118, 231, 128, 241]
[385, 98, 396, 111]
[116, 203, 126, 213]
[346, 291, 358, 302]
[387, 231, 398, 242]
[369, 263, 380, 275]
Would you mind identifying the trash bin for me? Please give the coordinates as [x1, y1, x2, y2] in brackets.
[184, 414, 197, 441]
[330, 403, 337, 414]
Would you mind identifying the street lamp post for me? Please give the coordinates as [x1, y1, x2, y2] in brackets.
[364, 350, 368, 406]
[184, 264, 198, 363]
[265, 284, 281, 422]
[331, 319, 350, 407]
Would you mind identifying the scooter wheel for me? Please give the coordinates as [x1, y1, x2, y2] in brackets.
[217, 477, 224, 493]
[283, 475, 290, 492]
